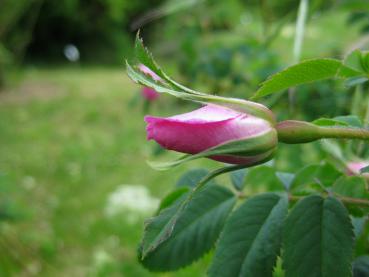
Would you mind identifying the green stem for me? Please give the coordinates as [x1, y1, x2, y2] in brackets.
[293, 0, 308, 64]
[364, 94, 369, 128]
[194, 164, 249, 194]
[319, 126, 369, 140]
[289, 0, 309, 115]
[277, 120, 369, 144]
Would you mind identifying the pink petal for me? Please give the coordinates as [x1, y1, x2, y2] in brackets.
[145, 104, 271, 158]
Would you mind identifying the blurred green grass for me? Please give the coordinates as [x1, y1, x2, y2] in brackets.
[0, 67, 216, 276]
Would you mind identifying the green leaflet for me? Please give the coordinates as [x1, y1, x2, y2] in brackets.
[208, 193, 288, 277]
[333, 176, 369, 200]
[176, 168, 215, 188]
[313, 115, 363, 128]
[344, 49, 369, 74]
[139, 185, 236, 271]
[289, 162, 341, 194]
[139, 164, 248, 261]
[283, 195, 354, 277]
[275, 172, 294, 191]
[230, 168, 248, 191]
[313, 118, 350, 127]
[333, 176, 369, 216]
[134, 32, 204, 95]
[252, 58, 362, 99]
[156, 187, 189, 214]
[353, 256, 369, 277]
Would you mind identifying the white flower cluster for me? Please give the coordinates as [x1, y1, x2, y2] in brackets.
[104, 184, 159, 223]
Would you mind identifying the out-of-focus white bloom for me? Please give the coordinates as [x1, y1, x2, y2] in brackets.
[91, 249, 114, 274]
[64, 44, 80, 62]
[104, 185, 159, 223]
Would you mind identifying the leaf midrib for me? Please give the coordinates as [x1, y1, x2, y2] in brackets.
[169, 194, 235, 243]
[145, 190, 235, 256]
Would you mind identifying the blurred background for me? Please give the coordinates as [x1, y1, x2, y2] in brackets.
[1, 0, 369, 276]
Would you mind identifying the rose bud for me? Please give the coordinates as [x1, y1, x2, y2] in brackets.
[346, 161, 369, 177]
[145, 104, 277, 165]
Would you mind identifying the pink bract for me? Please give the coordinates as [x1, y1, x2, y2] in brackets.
[142, 87, 159, 101]
[145, 104, 273, 164]
[138, 64, 162, 82]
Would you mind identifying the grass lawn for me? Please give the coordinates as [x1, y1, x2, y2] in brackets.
[0, 66, 215, 276]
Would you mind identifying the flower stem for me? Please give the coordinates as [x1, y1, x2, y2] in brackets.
[318, 126, 369, 140]
[289, 0, 309, 115]
[277, 120, 369, 143]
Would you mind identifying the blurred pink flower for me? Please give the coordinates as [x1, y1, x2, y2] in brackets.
[138, 64, 161, 102]
[347, 161, 369, 176]
[145, 104, 276, 165]
[142, 87, 159, 101]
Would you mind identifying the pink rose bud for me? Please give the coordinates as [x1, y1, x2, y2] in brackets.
[138, 64, 162, 82]
[142, 87, 159, 101]
[145, 104, 277, 165]
[346, 161, 369, 176]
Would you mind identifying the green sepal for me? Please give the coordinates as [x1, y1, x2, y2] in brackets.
[148, 129, 278, 170]
[127, 34, 276, 124]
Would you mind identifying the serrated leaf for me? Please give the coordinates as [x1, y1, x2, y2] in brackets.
[335, 115, 363, 128]
[134, 32, 203, 95]
[313, 115, 362, 128]
[157, 187, 189, 213]
[230, 168, 248, 191]
[275, 172, 294, 191]
[176, 168, 214, 188]
[333, 176, 369, 216]
[313, 118, 350, 127]
[140, 164, 248, 261]
[344, 49, 369, 74]
[208, 193, 288, 277]
[139, 185, 236, 271]
[333, 176, 369, 199]
[290, 163, 341, 192]
[352, 217, 367, 238]
[283, 195, 354, 277]
[344, 49, 366, 73]
[345, 76, 369, 87]
[252, 58, 362, 99]
[353, 256, 369, 277]
[245, 165, 284, 192]
[127, 34, 276, 123]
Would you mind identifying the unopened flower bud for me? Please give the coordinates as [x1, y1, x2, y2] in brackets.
[145, 104, 277, 165]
